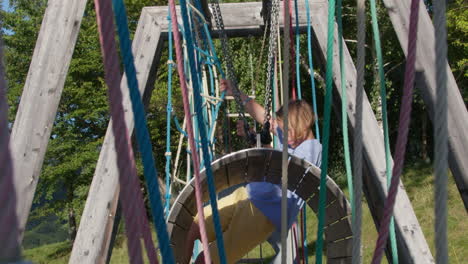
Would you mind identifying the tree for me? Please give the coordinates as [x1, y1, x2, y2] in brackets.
[3, 0, 165, 244]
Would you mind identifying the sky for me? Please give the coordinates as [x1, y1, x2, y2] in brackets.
[2, 0, 10, 11]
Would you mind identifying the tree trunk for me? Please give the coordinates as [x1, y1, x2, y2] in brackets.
[68, 208, 77, 242]
[421, 113, 429, 163]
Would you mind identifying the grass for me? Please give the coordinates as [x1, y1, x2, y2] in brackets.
[23, 164, 467, 263]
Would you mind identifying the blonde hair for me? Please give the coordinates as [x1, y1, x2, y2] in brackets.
[276, 100, 315, 142]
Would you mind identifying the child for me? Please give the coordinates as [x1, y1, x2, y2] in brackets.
[183, 80, 322, 264]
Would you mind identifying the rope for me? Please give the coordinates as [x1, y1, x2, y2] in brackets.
[305, 0, 320, 141]
[164, 12, 175, 219]
[0, 18, 22, 262]
[370, 0, 420, 262]
[299, 210, 306, 264]
[281, 0, 292, 261]
[294, 0, 301, 99]
[180, 0, 228, 260]
[434, 0, 448, 262]
[111, 0, 175, 262]
[337, 0, 354, 213]
[315, 0, 335, 261]
[286, 0, 296, 100]
[368, 0, 399, 261]
[352, 0, 366, 261]
[168, 0, 227, 263]
[94, 1, 158, 263]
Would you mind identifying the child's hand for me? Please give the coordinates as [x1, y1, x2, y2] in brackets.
[220, 79, 234, 96]
[236, 120, 255, 137]
[236, 120, 247, 137]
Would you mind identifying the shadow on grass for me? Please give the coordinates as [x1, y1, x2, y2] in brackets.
[46, 241, 72, 259]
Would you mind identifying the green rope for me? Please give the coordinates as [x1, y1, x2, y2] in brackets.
[315, 0, 335, 262]
[369, 0, 399, 262]
[337, 0, 353, 211]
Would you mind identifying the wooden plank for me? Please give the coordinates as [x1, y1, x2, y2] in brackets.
[265, 150, 283, 185]
[327, 257, 352, 264]
[310, 8, 434, 263]
[294, 171, 320, 200]
[327, 238, 353, 259]
[167, 202, 193, 230]
[194, 163, 230, 203]
[175, 184, 197, 216]
[9, 0, 88, 242]
[287, 156, 311, 191]
[223, 149, 249, 187]
[246, 148, 269, 182]
[382, 0, 468, 210]
[325, 217, 352, 242]
[167, 223, 188, 263]
[69, 9, 164, 264]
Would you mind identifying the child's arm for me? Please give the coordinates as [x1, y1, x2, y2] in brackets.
[220, 79, 266, 124]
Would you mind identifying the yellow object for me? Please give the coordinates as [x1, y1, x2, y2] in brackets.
[194, 187, 275, 264]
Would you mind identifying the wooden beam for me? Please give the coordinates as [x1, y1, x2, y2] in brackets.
[382, 0, 468, 210]
[9, 0, 88, 242]
[69, 8, 164, 263]
[144, 0, 328, 38]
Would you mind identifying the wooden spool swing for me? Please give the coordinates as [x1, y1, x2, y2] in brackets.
[167, 148, 353, 263]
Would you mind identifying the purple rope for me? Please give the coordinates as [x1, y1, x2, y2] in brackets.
[370, 0, 420, 262]
[0, 30, 21, 262]
[94, 0, 157, 263]
[167, 0, 212, 263]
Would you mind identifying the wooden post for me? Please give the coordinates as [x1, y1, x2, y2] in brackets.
[9, 0, 88, 242]
[69, 9, 164, 263]
[382, 0, 468, 209]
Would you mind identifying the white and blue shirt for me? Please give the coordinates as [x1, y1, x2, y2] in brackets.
[246, 128, 322, 230]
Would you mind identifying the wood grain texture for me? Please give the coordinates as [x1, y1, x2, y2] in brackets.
[10, 0, 88, 243]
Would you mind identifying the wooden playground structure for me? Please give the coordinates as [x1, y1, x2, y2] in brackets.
[1, 0, 466, 263]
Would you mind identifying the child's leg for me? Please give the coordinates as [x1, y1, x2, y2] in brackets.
[203, 188, 275, 264]
[185, 187, 248, 263]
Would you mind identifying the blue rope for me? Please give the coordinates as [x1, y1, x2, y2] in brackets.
[165, 11, 175, 219]
[294, 0, 301, 99]
[315, 0, 336, 261]
[111, 0, 175, 263]
[178, 0, 227, 262]
[305, 0, 320, 140]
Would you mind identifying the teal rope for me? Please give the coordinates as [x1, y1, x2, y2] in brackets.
[111, 0, 175, 262]
[315, 0, 335, 262]
[305, 0, 320, 140]
[179, 0, 227, 262]
[369, 0, 399, 261]
[337, 0, 354, 210]
[294, 0, 301, 99]
[165, 11, 175, 219]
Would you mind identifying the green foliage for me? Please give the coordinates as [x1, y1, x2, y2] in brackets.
[447, 0, 468, 98]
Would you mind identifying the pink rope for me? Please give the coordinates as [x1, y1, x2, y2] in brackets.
[167, 1, 212, 263]
[94, 0, 157, 263]
[0, 31, 21, 262]
[370, 0, 420, 262]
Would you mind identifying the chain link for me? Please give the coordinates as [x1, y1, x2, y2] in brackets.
[263, 0, 280, 125]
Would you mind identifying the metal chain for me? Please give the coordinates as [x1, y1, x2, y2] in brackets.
[209, 0, 253, 141]
[263, 0, 280, 125]
[254, 0, 280, 145]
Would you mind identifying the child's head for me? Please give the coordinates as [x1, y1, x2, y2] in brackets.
[276, 100, 315, 147]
